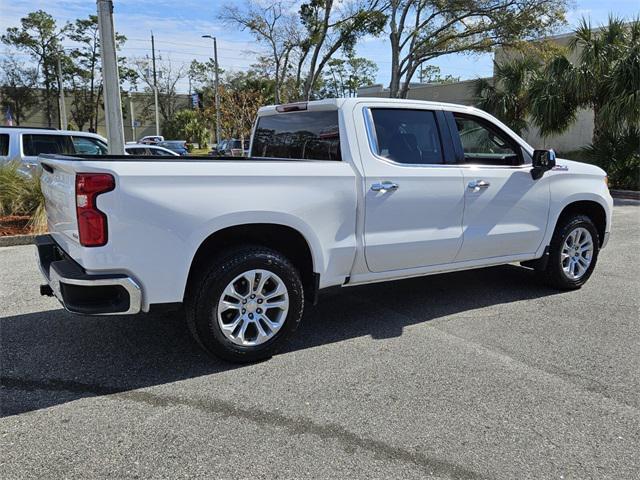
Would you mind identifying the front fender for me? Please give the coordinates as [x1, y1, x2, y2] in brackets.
[536, 172, 613, 257]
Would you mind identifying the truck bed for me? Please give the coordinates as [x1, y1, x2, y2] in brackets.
[39, 153, 359, 309]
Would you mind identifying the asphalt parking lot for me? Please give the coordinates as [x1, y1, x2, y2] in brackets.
[1, 200, 639, 479]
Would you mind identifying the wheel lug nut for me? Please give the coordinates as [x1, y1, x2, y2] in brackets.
[257, 299, 263, 304]
[250, 294, 256, 299]
[257, 308, 262, 314]
[242, 299, 247, 304]
[242, 308, 246, 314]
[248, 313, 254, 319]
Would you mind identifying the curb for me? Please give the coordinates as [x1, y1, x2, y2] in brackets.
[610, 189, 640, 200]
[0, 234, 36, 248]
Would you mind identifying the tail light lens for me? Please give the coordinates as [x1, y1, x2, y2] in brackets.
[76, 173, 115, 247]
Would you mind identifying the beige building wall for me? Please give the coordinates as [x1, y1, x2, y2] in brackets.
[524, 109, 594, 152]
[358, 79, 479, 106]
[12, 91, 190, 142]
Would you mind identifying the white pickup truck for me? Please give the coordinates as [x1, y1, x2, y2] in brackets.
[36, 98, 613, 362]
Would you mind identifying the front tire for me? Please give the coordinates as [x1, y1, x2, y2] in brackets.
[186, 246, 304, 363]
[542, 214, 600, 290]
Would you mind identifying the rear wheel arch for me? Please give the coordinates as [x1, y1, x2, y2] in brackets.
[184, 223, 317, 302]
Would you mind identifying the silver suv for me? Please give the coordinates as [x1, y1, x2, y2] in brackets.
[0, 127, 108, 174]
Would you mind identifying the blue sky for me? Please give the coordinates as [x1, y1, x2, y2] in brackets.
[1, 0, 638, 92]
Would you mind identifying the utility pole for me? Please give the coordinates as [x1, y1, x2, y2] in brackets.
[128, 92, 136, 141]
[213, 37, 221, 145]
[202, 35, 221, 145]
[152, 85, 160, 137]
[57, 55, 68, 130]
[151, 31, 160, 136]
[96, 0, 125, 154]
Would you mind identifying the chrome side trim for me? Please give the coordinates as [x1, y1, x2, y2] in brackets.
[362, 107, 380, 157]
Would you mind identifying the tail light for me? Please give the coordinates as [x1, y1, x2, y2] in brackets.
[76, 173, 115, 247]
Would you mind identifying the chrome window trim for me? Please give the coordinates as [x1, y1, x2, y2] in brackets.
[363, 107, 449, 168]
[362, 107, 532, 170]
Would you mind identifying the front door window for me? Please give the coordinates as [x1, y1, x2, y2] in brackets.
[454, 114, 522, 166]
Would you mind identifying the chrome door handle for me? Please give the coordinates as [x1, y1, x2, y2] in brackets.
[371, 181, 399, 192]
[468, 179, 490, 190]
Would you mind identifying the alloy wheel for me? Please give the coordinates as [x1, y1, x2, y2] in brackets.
[217, 269, 289, 346]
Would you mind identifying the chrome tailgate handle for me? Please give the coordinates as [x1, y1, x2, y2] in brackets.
[371, 181, 399, 192]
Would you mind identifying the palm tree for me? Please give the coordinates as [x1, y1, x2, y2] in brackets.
[530, 16, 640, 146]
[473, 56, 540, 135]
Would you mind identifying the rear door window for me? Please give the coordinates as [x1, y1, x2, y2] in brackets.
[369, 109, 443, 164]
[252, 110, 341, 161]
[0, 134, 9, 156]
[22, 134, 74, 156]
[127, 147, 149, 155]
[149, 147, 173, 156]
[72, 136, 108, 155]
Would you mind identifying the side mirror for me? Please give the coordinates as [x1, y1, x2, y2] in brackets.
[531, 149, 556, 179]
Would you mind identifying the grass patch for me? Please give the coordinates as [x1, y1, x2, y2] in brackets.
[188, 147, 211, 156]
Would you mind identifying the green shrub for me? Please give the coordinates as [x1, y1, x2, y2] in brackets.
[162, 109, 209, 148]
[0, 161, 29, 216]
[581, 130, 640, 191]
[0, 161, 47, 233]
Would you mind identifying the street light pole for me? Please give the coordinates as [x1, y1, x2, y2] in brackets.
[96, 0, 125, 154]
[151, 32, 160, 136]
[128, 92, 136, 141]
[202, 35, 221, 145]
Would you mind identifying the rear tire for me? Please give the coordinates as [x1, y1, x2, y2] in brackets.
[541, 214, 600, 290]
[186, 246, 304, 363]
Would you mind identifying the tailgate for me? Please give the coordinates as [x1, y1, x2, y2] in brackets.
[39, 156, 79, 246]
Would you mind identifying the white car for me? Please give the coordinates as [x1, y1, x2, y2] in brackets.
[36, 98, 613, 363]
[138, 135, 164, 145]
[0, 126, 107, 174]
[124, 144, 179, 156]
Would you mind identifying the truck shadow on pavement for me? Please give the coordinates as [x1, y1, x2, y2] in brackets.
[1, 264, 561, 417]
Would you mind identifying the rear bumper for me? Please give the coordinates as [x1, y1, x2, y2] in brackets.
[36, 235, 142, 315]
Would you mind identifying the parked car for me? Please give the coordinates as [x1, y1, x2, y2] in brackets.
[209, 139, 227, 156]
[124, 144, 179, 156]
[0, 126, 108, 174]
[138, 135, 164, 145]
[157, 140, 188, 155]
[36, 98, 613, 363]
[210, 138, 249, 157]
